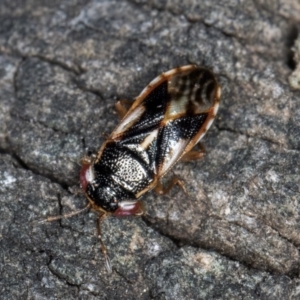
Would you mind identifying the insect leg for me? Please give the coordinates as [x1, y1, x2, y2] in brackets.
[180, 143, 206, 162]
[32, 203, 91, 224]
[115, 99, 133, 119]
[97, 215, 112, 273]
[80, 155, 95, 165]
[154, 177, 187, 195]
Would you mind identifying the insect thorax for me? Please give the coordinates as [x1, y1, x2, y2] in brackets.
[86, 141, 154, 212]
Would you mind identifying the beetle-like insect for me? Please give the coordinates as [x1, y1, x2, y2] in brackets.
[41, 65, 220, 273]
[80, 65, 220, 216]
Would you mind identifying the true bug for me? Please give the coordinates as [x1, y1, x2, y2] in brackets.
[41, 65, 221, 272]
[80, 65, 220, 217]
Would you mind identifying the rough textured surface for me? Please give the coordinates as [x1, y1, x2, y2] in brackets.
[1, 0, 300, 299]
[289, 35, 300, 90]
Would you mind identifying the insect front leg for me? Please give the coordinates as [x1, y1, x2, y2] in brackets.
[97, 215, 112, 274]
[115, 99, 134, 119]
[154, 177, 188, 195]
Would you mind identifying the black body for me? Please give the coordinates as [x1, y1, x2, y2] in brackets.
[85, 67, 220, 212]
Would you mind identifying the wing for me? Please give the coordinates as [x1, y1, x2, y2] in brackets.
[109, 65, 221, 178]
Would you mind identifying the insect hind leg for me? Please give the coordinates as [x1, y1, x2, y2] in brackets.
[180, 143, 206, 162]
[115, 99, 134, 119]
[154, 177, 187, 195]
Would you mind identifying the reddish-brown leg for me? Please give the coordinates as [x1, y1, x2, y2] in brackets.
[154, 177, 187, 195]
[68, 185, 85, 196]
[101, 132, 110, 139]
[97, 215, 112, 273]
[115, 99, 133, 119]
[180, 143, 206, 162]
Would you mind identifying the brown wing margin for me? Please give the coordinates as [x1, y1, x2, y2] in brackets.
[156, 67, 221, 177]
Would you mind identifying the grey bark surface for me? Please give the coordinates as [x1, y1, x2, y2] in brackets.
[1, 0, 300, 299]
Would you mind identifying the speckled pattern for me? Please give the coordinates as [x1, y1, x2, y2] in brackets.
[85, 66, 219, 213]
[1, 0, 300, 299]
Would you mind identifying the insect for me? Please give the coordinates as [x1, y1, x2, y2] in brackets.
[80, 65, 221, 218]
[41, 65, 221, 273]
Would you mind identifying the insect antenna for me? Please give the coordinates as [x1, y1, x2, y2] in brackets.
[31, 203, 91, 225]
[32, 203, 113, 273]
